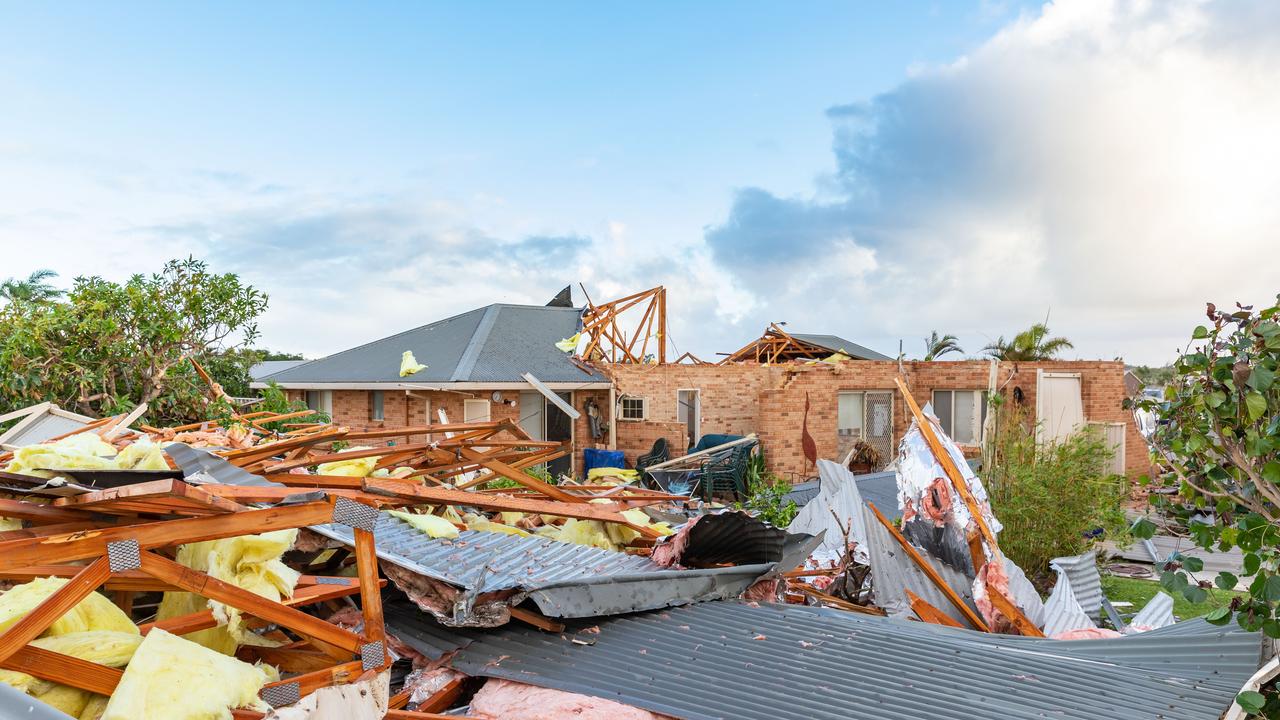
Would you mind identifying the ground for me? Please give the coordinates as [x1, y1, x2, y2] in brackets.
[1100, 573, 1246, 620]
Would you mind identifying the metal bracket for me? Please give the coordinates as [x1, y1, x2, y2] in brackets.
[259, 681, 301, 708]
[105, 539, 141, 572]
[332, 497, 378, 532]
[314, 576, 351, 585]
[360, 640, 386, 672]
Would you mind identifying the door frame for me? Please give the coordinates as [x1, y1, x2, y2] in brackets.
[676, 388, 701, 447]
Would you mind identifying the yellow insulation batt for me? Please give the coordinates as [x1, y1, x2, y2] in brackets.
[0, 577, 138, 637]
[0, 631, 143, 717]
[317, 447, 381, 477]
[387, 509, 459, 539]
[399, 350, 427, 377]
[101, 628, 272, 720]
[4, 434, 169, 477]
[156, 529, 300, 654]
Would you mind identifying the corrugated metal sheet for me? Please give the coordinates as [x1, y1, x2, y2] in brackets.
[861, 502, 981, 628]
[666, 511, 791, 567]
[1043, 566, 1094, 636]
[788, 460, 868, 563]
[1050, 551, 1104, 622]
[387, 600, 1261, 720]
[263, 304, 605, 385]
[164, 444, 285, 488]
[314, 513, 783, 620]
[0, 682, 77, 720]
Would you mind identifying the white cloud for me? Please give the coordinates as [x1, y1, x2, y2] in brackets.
[705, 0, 1280, 364]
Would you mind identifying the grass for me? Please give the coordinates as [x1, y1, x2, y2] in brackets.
[1100, 574, 1246, 620]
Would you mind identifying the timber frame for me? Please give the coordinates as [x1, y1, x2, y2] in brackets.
[0, 493, 402, 713]
[578, 285, 667, 364]
[717, 323, 838, 365]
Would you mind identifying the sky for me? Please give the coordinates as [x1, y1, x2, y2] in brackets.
[1, 0, 1276, 366]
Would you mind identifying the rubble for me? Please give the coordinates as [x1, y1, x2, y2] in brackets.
[0, 372, 1263, 719]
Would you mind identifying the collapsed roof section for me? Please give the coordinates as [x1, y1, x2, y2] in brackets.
[386, 599, 1262, 720]
[312, 510, 818, 627]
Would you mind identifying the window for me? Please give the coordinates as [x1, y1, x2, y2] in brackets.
[463, 398, 491, 423]
[837, 392, 866, 439]
[932, 390, 988, 445]
[619, 396, 647, 421]
[305, 390, 332, 416]
[370, 391, 384, 421]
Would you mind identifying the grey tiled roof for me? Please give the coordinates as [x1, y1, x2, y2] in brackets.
[260, 304, 607, 385]
[789, 333, 892, 361]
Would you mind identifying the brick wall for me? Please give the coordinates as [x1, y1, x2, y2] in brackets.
[607, 359, 1150, 482]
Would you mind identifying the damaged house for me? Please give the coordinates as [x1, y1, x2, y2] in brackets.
[256, 286, 1149, 484]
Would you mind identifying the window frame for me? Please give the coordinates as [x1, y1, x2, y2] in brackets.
[463, 398, 491, 423]
[931, 389, 988, 445]
[618, 395, 647, 422]
[836, 391, 867, 440]
[369, 390, 385, 422]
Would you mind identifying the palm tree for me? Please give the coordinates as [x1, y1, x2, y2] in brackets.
[983, 322, 1073, 361]
[0, 269, 62, 304]
[923, 331, 963, 361]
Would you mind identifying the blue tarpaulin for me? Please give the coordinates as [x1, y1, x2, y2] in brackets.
[582, 448, 626, 475]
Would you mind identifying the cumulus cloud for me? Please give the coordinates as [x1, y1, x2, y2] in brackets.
[706, 0, 1280, 364]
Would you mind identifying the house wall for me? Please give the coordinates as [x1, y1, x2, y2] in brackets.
[606, 359, 1149, 482]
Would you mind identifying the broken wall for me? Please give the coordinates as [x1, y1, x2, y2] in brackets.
[608, 360, 1148, 482]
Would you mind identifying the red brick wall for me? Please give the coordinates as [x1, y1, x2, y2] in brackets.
[606, 359, 1150, 482]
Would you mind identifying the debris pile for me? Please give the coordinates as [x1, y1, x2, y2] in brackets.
[0, 374, 1262, 719]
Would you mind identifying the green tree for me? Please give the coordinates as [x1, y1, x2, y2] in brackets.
[0, 269, 62, 304]
[922, 331, 963, 361]
[983, 322, 1074, 361]
[1133, 296, 1280, 712]
[0, 258, 268, 424]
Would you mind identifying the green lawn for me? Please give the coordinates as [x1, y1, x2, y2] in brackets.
[1100, 574, 1246, 620]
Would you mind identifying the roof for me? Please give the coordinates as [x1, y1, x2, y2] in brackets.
[255, 303, 607, 386]
[789, 333, 893, 361]
[249, 360, 306, 381]
[387, 600, 1262, 720]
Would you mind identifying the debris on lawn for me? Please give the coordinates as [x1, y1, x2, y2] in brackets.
[0, 373, 1263, 719]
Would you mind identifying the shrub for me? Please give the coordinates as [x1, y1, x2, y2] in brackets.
[983, 397, 1126, 578]
[739, 450, 798, 527]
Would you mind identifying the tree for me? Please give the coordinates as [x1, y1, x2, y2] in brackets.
[983, 322, 1074, 360]
[0, 258, 268, 424]
[0, 269, 62, 304]
[1134, 296, 1280, 713]
[923, 331, 963, 361]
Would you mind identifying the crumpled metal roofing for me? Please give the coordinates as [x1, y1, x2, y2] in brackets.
[313, 512, 796, 622]
[387, 600, 1262, 720]
[861, 501, 981, 628]
[788, 460, 869, 563]
[1050, 551, 1104, 622]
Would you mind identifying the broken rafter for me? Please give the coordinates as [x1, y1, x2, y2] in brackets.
[578, 285, 667, 364]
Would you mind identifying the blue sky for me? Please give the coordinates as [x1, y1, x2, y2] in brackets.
[1, 1, 1276, 365]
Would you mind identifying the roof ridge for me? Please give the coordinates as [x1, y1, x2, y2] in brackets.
[451, 305, 501, 381]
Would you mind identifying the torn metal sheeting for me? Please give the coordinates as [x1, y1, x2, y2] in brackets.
[313, 513, 785, 623]
[660, 510, 793, 567]
[861, 502, 981, 628]
[389, 600, 1262, 720]
[1049, 551, 1104, 622]
[787, 459, 869, 564]
[163, 443, 284, 488]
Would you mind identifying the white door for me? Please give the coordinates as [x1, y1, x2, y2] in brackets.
[1037, 371, 1084, 444]
[677, 389, 700, 447]
[518, 390, 545, 441]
